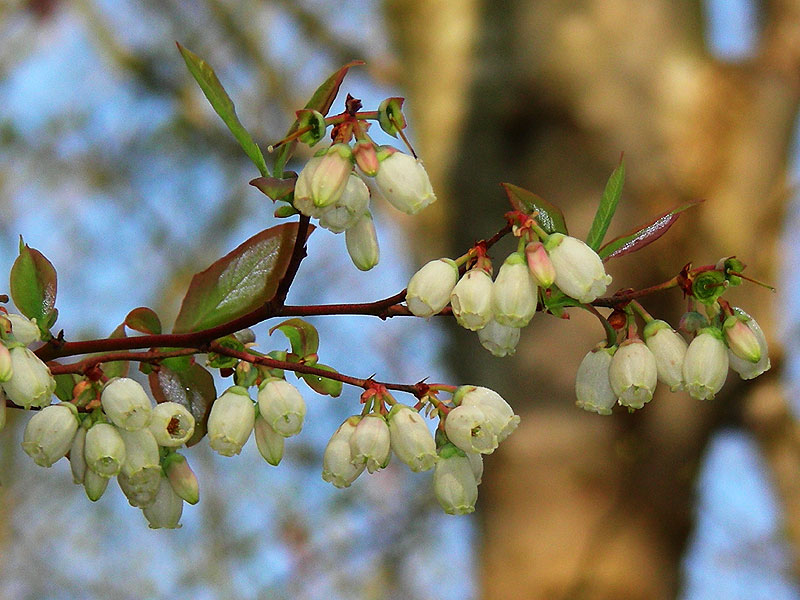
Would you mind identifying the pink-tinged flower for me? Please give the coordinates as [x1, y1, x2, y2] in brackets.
[545, 233, 612, 303]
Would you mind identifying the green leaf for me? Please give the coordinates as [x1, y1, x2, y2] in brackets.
[173, 223, 313, 333]
[541, 288, 578, 318]
[53, 373, 78, 402]
[300, 363, 342, 397]
[125, 307, 162, 335]
[273, 60, 364, 176]
[102, 323, 129, 379]
[9, 238, 58, 336]
[599, 199, 704, 261]
[586, 159, 625, 251]
[177, 43, 269, 176]
[149, 362, 216, 447]
[269, 318, 319, 359]
[501, 183, 568, 235]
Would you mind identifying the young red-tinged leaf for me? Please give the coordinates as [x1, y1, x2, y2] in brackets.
[102, 323, 130, 379]
[125, 307, 162, 335]
[177, 43, 269, 177]
[173, 223, 314, 334]
[10, 239, 58, 336]
[501, 183, 568, 235]
[269, 318, 319, 359]
[149, 363, 216, 447]
[586, 158, 625, 251]
[599, 199, 704, 261]
[300, 363, 343, 397]
[249, 175, 296, 203]
[273, 61, 364, 176]
[53, 373, 79, 402]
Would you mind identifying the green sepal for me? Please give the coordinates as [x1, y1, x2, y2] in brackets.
[249, 175, 296, 203]
[53, 373, 79, 402]
[295, 109, 327, 146]
[274, 203, 300, 218]
[692, 270, 727, 305]
[207, 336, 244, 369]
[377, 97, 406, 137]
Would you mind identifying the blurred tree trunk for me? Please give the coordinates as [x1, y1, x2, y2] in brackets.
[385, 1, 800, 598]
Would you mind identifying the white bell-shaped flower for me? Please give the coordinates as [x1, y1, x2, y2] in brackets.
[609, 338, 658, 410]
[2, 346, 56, 409]
[349, 413, 391, 473]
[254, 413, 285, 466]
[117, 428, 161, 507]
[207, 386, 255, 457]
[450, 268, 494, 331]
[643, 320, 688, 392]
[148, 401, 195, 447]
[373, 147, 436, 215]
[6, 313, 41, 346]
[491, 252, 538, 328]
[387, 404, 437, 472]
[683, 328, 729, 400]
[21, 403, 79, 467]
[322, 416, 365, 488]
[317, 174, 370, 233]
[546, 233, 612, 303]
[84, 422, 126, 477]
[345, 211, 380, 271]
[575, 345, 617, 415]
[478, 319, 521, 357]
[727, 309, 770, 380]
[406, 258, 459, 318]
[142, 473, 184, 529]
[433, 444, 479, 515]
[455, 385, 520, 444]
[257, 378, 306, 438]
[100, 377, 152, 431]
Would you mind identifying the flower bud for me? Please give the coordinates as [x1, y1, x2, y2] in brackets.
[317, 174, 371, 234]
[350, 413, 391, 473]
[724, 314, 761, 364]
[545, 233, 612, 303]
[207, 386, 255, 457]
[353, 140, 379, 176]
[6, 313, 41, 346]
[456, 385, 520, 443]
[575, 345, 617, 415]
[296, 143, 354, 209]
[254, 413, 284, 466]
[164, 452, 200, 505]
[450, 268, 494, 331]
[84, 468, 109, 502]
[69, 424, 87, 483]
[118, 428, 161, 507]
[100, 377, 152, 431]
[322, 416, 365, 488]
[84, 422, 126, 477]
[406, 258, 459, 318]
[257, 378, 306, 437]
[434, 444, 478, 515]
[148, 401, 195, 447]
[727, 309, 770, 380]
[477, 319, 521, 357]
[0, 344, 13, 383]
[492, 252, 538, 328]
[2, 346, 56, 409]
[682, 328, 729, 400]
[373, 147, 436, 214]
[609, 338, 658, 409]
[21, 403, 79, 467]
[525, 242, 555, 288]
[345, 211, 380, 271]
[643, 320, 688, 392]
[445, 404, 498, 454]
[387, 404, 437, 472]
[142, 474, 184, 529]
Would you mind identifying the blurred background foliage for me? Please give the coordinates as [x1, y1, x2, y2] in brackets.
[1, 1, 800, 599]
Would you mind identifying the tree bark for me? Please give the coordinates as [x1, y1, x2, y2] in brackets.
[385, 1, 800, 598]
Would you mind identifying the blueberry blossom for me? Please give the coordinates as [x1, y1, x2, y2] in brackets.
[350, 413, 391, 473]
[609, 338, 658, 410]
[317, 174, 371, 234]
[294, 143, 354, 209]
[433, 443, 479, 515]
[575, 345, 617, 415]
[345, 211, 380, 271]
[726, 309, 770, 380]
[478, 319, 521, 357]
[682, 328, 729, 400]
[257, 378, 306, 437]
[373, 146, 436, 214]
[100, 377, 153, 431]
[84, 422, 126, 477]
[406, 258, 460, 318]
[2, 346, 56, 409]
[545, 233, 612, 303]
[21, 403, 79, 467]
[450, 268, 494, 331]
[322, 416, 365, 488]
[207, 386, 255, 457]
[643, 320, 688, 392]
[491, 252, 538, 328]
[387, 404, 437, 472]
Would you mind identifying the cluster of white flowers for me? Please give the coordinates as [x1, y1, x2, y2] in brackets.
[21, 376, 196, 528]
[405, 233, 612, 357]
[575, 308, 770, 415]
[294, 143, 436, 271]
[319, 386, 519, 515]
[206, 377, 306, 466]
